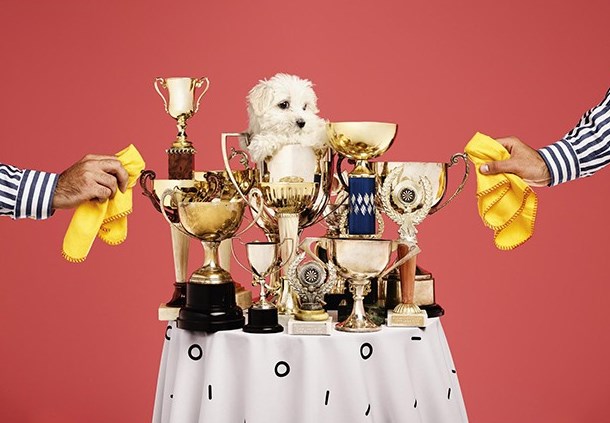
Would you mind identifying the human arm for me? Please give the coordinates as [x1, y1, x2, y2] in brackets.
[0, 155, 128, 219]
[480, 88, 610, 186]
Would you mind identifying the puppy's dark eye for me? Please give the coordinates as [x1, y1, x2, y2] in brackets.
[278, 101, 289, 110]
[303, 104, 307, 111]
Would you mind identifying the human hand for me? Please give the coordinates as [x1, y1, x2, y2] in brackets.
[479, 136, 551, 187]
[52, 154, 129, 209]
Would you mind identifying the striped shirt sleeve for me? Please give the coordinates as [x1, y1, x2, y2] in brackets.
[0, 163, 59, 219]
[538, 88, 610, 186]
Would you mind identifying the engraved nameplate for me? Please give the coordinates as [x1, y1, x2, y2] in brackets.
[288, 317, 333, 335]
[387, 310, 428, 327]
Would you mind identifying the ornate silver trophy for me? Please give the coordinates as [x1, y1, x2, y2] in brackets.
[376, 155, 469, 326]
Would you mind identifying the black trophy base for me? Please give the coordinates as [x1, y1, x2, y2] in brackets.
[421, 303, 445, 318]
[177, 282, 244, 333]
[165, 282, 186, 308]
[243, 306, 283, 334]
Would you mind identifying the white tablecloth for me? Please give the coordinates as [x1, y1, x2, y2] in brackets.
[153, 317, 468, 423]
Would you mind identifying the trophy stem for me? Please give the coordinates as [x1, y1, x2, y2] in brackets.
[189, 241, 233, 284]
[336, 277, 380, 332]
[173, 114, 193, 149]
[276, 213, 299, 315]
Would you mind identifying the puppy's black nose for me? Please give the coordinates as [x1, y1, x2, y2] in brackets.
[296, 119, 306, 129]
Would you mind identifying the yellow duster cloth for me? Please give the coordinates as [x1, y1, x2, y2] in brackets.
[62, 144, 145, 262]
[464, 132, 537, 250]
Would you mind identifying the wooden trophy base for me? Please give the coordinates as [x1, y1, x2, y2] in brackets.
[288, 317, 333, 335]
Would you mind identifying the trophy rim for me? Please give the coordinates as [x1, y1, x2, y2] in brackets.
[326, 121, 398, 160]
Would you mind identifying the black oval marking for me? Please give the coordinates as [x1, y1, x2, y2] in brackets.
[325, 390, 330, 405]
[188, 344, 203, 361]
[165, 325, 172, 341]
[411, 336, 421, 341]
[448, 388, 452, 399]
[365, 404, 371, 416]
[170, 394, 173, 399]
[414, 399, 417, 408]
[208, 385, 212, 400]
[451, 369, 457, 374]
[360, 343, 373, 360]
[274, 361, 290, 377]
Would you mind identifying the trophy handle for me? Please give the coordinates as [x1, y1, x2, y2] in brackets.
[335, 155, 350, 190]
[154, 77, 169, 114]
[193, 77, 210, 114]
[159, 188, 191, 238]
[429, 152, 470, 215]
[230, 238, 252, 275]
[299, 237, 329, 267]
[378, 242, 421, 280]
[139, 170, 179, 223]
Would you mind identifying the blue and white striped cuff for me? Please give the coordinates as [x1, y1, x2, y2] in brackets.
[538, 140, 580, 186]
[14, 170, 59, 219]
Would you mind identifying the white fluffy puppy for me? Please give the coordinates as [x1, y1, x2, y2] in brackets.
[245, 73, 327, 163]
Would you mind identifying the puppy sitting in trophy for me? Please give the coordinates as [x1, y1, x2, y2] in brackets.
[223, 73, 336, 334]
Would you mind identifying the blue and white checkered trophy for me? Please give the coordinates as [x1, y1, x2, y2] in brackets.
[327, 122, 397, 236]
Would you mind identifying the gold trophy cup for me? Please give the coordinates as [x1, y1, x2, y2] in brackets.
[160, 169, 254, 332]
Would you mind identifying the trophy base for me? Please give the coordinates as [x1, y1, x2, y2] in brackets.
[166, 282, 186, 308]
[177, 282, 245, 332]
[294, 308, 329, 322]
[288, 317, 333, 336]
[335, 314, 381, 333]
[243, 306, 283, 334]
[387, 310, 429, 328]
[421, 303, 444, 318]
[158, 304, 180, 321]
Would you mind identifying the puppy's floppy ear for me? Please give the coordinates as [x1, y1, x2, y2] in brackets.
[247, 81, 274, 117]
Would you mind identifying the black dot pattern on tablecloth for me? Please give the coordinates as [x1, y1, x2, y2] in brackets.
[447, 388, 452, 399]
[274, 361, 290, 377]
[365, 404, 371, 416]
[411, 336, 421, 341]
[208, 385, 212, 400]
[360, 343, 373, 360]
[165, 326, 172, 341]
[188, 344, 203, 361]
[325, 390, 330, 405]
[414, 399, 417, 408]
[452, 369, 457, 374]
[170, 394, 173, 399]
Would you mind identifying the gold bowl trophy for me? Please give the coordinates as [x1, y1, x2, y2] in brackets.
[302, 238, 419, 332]
[327, 122, 397, 237]
[160, 169, 255, 332]
[140, 76, 210, 320]
[376, 155, 469, 326]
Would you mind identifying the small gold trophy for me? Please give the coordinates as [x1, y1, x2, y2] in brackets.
[140, 76, 210, 320]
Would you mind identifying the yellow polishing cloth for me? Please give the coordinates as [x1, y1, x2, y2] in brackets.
[464, 132, 537, 250]
[62, 144, 145, 262]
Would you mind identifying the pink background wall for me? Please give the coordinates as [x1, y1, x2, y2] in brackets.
[1, 0, 609, 422]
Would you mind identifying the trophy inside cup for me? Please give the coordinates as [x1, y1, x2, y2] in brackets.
[327, 122, 397, 236]
[160, 169, 255, 332]
[155, 76, 210, 150]
[302, 237, 419, 332]
[222, 134, 334, 315]
[375, 154, 469, 325]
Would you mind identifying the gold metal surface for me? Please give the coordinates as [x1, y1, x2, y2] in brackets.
[260, 181, 316, 214]
[177, 200, 245, 242]
[327, 122, 397, 161]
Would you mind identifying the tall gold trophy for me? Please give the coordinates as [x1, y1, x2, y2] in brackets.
[376, 155, 469, 326]
[140, 76, 210, 321]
